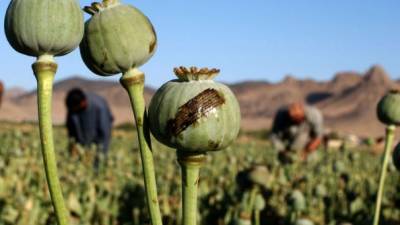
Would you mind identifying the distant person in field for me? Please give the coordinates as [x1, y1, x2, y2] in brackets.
[65, 88, 113, 157]
[270, 102, 323, 160]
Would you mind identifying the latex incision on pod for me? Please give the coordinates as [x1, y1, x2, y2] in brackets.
[167, 88, 225, 136]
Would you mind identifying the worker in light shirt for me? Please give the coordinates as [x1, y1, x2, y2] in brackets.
[270, 102, 323, 161]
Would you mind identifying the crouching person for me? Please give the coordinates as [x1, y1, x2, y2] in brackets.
[270, 102, 323, 162]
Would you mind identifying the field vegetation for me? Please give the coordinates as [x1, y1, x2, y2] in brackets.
[0, 122, 399, 225]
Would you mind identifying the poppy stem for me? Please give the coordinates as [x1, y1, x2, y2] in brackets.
[177, 152, 206, 225]
[33, 56, 69, 225]
[120, 68, 163, 225]
[373, 125, 396, 225]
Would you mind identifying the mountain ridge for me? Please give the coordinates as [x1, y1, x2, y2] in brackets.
[1, 65, 395, 137]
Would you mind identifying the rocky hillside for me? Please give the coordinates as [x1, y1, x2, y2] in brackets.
[0, 65, 396, 137]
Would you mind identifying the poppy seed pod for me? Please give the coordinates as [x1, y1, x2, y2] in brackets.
[333, 161, 346, 173]
[80, 0, 157, 76]
[287, 190, 306, 212]
[314, 184, 327, 198]
[254, 194, 266, 211]
[247, 165, 270, 188]
[4, 0, 83, 57]
[148, 67, 241, 153]
[377, 90, 400, 125]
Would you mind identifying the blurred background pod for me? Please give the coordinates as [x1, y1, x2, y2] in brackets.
[287, 189, 306, 212]
[253, 193, 266, 211]
[235, 165, 271, 192]
[313, 184, 327, 198]
[376, 89, 400, 126]
[148, 66, 241, 153]
[4, 0, 83, 57]
[80, 0, 157, 76]
[247, 165, 270, 189]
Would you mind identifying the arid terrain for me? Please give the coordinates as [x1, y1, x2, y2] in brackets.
[0, 65, 396, 137]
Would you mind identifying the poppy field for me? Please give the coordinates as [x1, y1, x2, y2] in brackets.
[0, 122, 399, 225]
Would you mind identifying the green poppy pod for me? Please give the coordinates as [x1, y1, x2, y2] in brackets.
[287, 190, 306, 212]
[148, 67, 241, 153]
[314, 184, 327, 198]
[254, 194, 266, 211]
[80, 0, 157, 76]
[377, 90, 400, 125]
[4, 0, 83, 57]
[247, 165, 270, 188]
[333, 161, 346, 173]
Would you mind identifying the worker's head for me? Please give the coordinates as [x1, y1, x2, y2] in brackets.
[66, 88, 87, 113]
[288, 102, 305, 124]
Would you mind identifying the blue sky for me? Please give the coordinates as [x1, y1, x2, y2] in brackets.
[0, 0, 399, 90]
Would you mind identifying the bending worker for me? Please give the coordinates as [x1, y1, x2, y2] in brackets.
[65, 88, 114, 156]
[270, 102, 323, 160]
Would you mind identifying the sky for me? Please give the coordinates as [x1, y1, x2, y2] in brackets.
[0, 0, 399, 90]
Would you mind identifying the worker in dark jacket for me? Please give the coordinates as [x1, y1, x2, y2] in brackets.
[270, 102, 323, 160]
[66, 88, 113, 156]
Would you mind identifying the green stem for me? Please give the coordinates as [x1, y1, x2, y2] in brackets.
[247, 186, 258, 215]
[178, 152, 206, 225]
[373, 125, 396, 225]
[120, 68, 163, 225]
[32, 59, 69, 225]
[254, 209, 260, 225]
